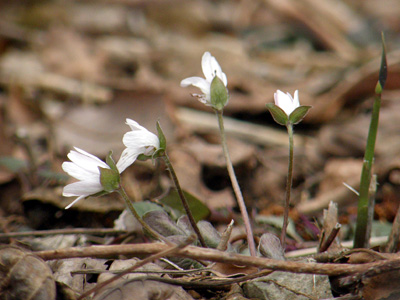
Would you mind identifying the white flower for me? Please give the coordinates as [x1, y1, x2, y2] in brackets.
[116, 119, 160, 173]
[180, 51, 228, 107]
[62, 147, 112, 209]
[274, 90, 300, 116]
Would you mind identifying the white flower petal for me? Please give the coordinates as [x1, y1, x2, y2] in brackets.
[63, 180, 102, 197]
[274, 90, 300, 116]
[116, 120, 160, 173]
[62, 161, 98, 181]
[65, 195, 85, 209]
[116, 147, 140, 173]
[67, 148, 108, 173]
[62, 148, 112, 209]
[180, 77, 210, 95]
[182, 51, 228, 108]
[293, 90, 300, 108]
[122, 129, 159, 150]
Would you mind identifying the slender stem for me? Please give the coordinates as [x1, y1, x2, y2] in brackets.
[162, 154, 207, 247]
[281, 123, 294, 249]
[216, 110, 256, 256]
[354, 94, 381, 248]
[117, 187, 171, 244]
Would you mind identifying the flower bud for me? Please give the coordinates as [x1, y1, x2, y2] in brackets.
[210, 76, 229, 111]
[99, 167, 120, 192]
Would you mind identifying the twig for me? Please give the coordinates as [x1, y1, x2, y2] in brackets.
[319, 223, 341, 253]
[385, 204, 400, 252]
[34, 243, 400, 277]
[0, 228, 128, 239]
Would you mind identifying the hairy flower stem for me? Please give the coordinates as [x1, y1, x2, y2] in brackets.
[216, 110, 256, 256]
[162, 154, 207, 247]
[281, 123, 294, 249]
[117, 187, 170, 244]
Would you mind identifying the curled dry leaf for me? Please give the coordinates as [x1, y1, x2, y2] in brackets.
[0, 246, 56, 300]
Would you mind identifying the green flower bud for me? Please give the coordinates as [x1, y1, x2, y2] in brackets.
[210, 76, 229, 111]
[99, 167, 120, 192]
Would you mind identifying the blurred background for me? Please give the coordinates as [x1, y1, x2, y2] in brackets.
[0, 0, 399, 245]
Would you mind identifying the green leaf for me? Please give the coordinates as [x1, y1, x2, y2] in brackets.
[131, 200, 164, 217]
[0, 156, 28, 172]
[158, 189, 210, 222]
[105, 151, 118, 173]
[210, 76, 229, 111]
[142, 210, 186, 236]
[376, 32, 387, 95]
[99, 167, 120, 192]
[156, 121, 167, 150]
[289, 105, 312, 125]
[265, 103, 288, 126]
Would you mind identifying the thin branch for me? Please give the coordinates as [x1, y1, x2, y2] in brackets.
[0, 228, 128, 239]
[35, 243, 400, 277]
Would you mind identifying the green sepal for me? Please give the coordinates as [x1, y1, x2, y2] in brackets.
[99, 167, 120, 192]
[289, 105, 312, 125]
[376, 32, 387, 95]
[265, 103, 288, 126]
[210, 76, 228, 111]
[156, 121, 167, 150]
[137, 153, 151, 161]
[105, 151, 118, 173]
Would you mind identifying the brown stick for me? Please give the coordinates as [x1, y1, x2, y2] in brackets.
[0, 228, 128, 239]
[35, 243, 400, 277]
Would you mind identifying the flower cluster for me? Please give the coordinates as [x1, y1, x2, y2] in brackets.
[63, 51, 311, 208]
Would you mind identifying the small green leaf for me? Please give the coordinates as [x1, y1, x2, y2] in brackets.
[132, 200, 164, 217]
[99, 167, 120, 192]
[376, 32, 387, 95]
[289, 105, 312, 125]
[142, 210, 186, 237]
[105, 151, 118, 173]
[136, 153, 151, 161]
[210, 76, 229, 111]
[265, 103, 288, 126]
[158, 189, 210, 222]
[156, 121, 167, 150]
